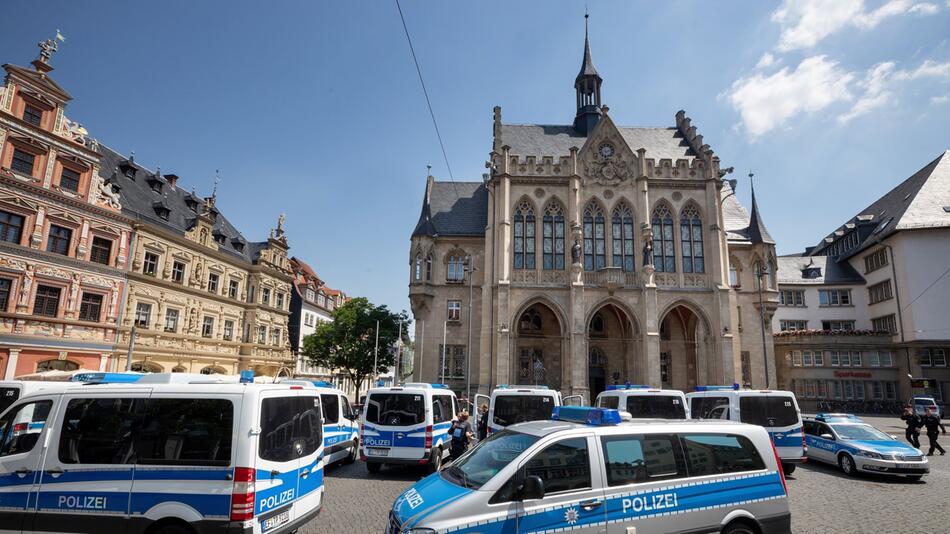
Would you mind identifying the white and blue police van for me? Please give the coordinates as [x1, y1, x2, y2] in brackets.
[288, 380, 359, 466]
[387, 406, 791, 534]
[804, 413, 929, 479]
[361, 383, 458, 474]
[687, 385, 805, 476]
[595, 384, 690, 419]
[0, 372, 324, 534]
[0, 381, 65, 420]
[476, 385, 581, 436]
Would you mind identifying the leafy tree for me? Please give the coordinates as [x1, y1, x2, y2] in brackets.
[301, 297, 410, 401]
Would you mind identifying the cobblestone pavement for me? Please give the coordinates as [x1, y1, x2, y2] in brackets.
[303, 415, 949, 533]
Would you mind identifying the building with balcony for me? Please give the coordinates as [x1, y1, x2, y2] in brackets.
[408, 23, 779, 401]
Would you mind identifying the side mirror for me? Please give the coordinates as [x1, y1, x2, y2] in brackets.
[518, 475, 545, 501]
[820, 433, 834, 440]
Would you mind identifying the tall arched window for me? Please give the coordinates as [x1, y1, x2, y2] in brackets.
[768, 256, 777, 289]
[729, 258, 741, 288]
[583, 201, 606, 271]
[652, 204, 675, 273]
[446, 253, 465, 282]
[680, 204, 704, 273]
[611, 202, 635, 272]
[513, 200, 536, 270]
[542, 200, 565, 270]
[425, 254, 432, 282]
[413, 253, 422, 281]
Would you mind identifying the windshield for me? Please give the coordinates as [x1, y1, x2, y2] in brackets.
[0, 388, 19, 415]
[832, 424, 892, 441]
[492, 395, 555, 426]
[739, 396, 799, 427]
[443, 430, 539, 489]
[626, 395, 686, 419]
[913, 398, 936, 406]
[365, 393, 425, 426]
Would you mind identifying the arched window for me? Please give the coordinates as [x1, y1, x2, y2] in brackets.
[413, 253, 422, 281]
[729, 258, 741, 288]
[542, 201, 565, 270]
[513, 200, 536, 269]
[611, 202, 635, 272]
[768, 257, 777, 289]
[130, 361, 162, 373]
[589, 347, 606, 367]
[172, 365, 187, 373]
[589, 313, 606, 337]
[680, 204, 704, 273]
[36, 359, 79, 372]
[446, 253, 465, 282]
[652, 204, 675, 273]
[518, 309, 543, 333]
[200, 365, 226, 375]
[583, 202, 606, 271]
[425, 254, 432, 282]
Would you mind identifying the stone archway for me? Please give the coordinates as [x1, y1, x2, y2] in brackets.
[513, 301, 564, 390]
[659, 303, 710, 391]
[586, 301, 640, 399]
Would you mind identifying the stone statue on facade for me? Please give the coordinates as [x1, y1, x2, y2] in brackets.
[19, 266, 34, 308]
[571, 239, 582, 265]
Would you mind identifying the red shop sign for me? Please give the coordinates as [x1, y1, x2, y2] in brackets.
[834, 370, 872, 378]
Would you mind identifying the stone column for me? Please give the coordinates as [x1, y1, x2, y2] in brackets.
[42, 149, 57, 189]
[4, 349, 20, 379]
[642, 283, 661, 388]
[98, 353, 109, 372]
[77, 220, 90, 260]
[31, 206, 45, 248]
[117, 230, 129, 269]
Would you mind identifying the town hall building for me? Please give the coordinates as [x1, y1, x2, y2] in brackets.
[409, 22, 781, 402]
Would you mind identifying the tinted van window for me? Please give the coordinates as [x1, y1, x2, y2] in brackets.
[690, 396, 730, 419]
[0, 387, 20, 415]
[626, 396, 686, 419]
[259, 395, 323, 462]
[681, 434, 765, 476]
[321, 394, 340, 424]
[492, 395, 555, 426]
[59, 398, 142, 464]
[135, 398, 233, 466]
[601, 434, 685, 486]
[433, 395, 454, 424]
[597, 395, 620, 409]
[0, 400, 52, 457]
[366, 393, 424, 426]
[739, 396, 798, 427]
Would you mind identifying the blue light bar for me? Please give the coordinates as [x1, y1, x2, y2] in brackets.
[497, 384, 548, 390]
[431, 384, 450, 389]
[310, 380, 335, 388]
[551, 406, 622, 426]
[606, 384, 652, 390]
[815, 413, 861, 422]
[240, 370, 255, 384]
[694, 384, 740, 392]
[71, 372, 142, 384]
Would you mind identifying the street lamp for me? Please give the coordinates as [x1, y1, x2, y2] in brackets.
[754, 262, 771, 388]
[463, 256, 477, 404]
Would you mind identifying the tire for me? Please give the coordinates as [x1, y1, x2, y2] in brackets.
[344, 441, 358, 465]
[367, 461, 382, 474]
[721, 520, 757, 534]
[838, 453, 857, 476]
[427, 447, 442, 474]
[782, 463, 796, 476]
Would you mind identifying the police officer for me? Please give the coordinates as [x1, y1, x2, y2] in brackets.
[922, 407, 946, 456]
[901, 405, 922, 448]
[449, 410, 474, 461]
[476, 404, 489, 441]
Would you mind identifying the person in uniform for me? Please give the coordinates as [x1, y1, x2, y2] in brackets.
[476, 404, 489, 441]
[449, 410, 474, 461]
[901, 405, 922, 448]
[922, 407, 946, 456]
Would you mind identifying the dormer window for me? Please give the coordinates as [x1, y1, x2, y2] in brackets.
[801, 267, 822, 279]
[148, 177, 163, 193]
[154, 205, 170, 220]
[124, 167, 135, 178]
[185, 198, 198, 212]
[232, 242, 244, 253]
[214, 233, 226, 245]
[23, 105, 43, 127]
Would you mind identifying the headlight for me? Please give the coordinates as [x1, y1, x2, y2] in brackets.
[856, 450, 884, 459]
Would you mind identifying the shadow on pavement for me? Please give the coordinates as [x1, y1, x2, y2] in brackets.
[799, 458, 926, 485]
[325, 461, 428, 482]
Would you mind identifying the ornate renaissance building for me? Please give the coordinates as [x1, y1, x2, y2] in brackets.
[0, 40, 133, 378]
[409, 25, 780, 401]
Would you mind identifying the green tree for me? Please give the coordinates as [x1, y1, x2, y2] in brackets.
[301, 297, 410, 401]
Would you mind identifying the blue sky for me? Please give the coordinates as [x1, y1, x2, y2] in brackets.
[3, 1, 949, 314]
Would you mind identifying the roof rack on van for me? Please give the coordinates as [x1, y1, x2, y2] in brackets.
[606, 384, 653, 390]
[694, 384, 741, 392]
[401, 382, 450, 389]
[497, 384, 549, 390]
[71, 372, 143, 384]
[551, 406, 621, 426]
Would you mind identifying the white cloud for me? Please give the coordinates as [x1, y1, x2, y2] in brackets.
[893, 59, 950, 80]
[726, 56, 854, 138]
[756, 53, 777, 69]
[772, 0, 941, 52]
[932, 93, 950, 104]
[838, 59, 950, 122]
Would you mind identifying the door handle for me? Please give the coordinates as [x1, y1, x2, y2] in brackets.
[14, 468, 32, 478]
[300, 469, 310, 479]
[270, 469, 280, 478]
[46, 468, 65, 478]
[579, 499, 603, 511]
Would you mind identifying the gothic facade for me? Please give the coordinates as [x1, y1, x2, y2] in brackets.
[409, 28, 780, 401]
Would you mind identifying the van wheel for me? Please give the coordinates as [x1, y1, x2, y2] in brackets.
[344, 442, 358, 465]
[427, 447, 442, 473]
[721, 520, 757, 534]
[782, 463, 796, 476]
[367, 461, 382, 474]
[838, 453, 857, 476]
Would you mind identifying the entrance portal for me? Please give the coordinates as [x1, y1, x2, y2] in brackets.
[513, 302, 563, 390]
[659, 305, 708, 391]
[586, 303, 639, 399]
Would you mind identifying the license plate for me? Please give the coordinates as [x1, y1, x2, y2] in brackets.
[261, 510, 291, 532]
[367, 447, 390, 457]
[896, 463, 916, 469]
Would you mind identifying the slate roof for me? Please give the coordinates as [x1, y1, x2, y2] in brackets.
[499, 124, 697, 162]
[720, 181, 775, 244]
[98, 145, 265, 264]
[811, 149, 950, 259]
[777, 255, 865, 286]
[412, 179, 488, 237]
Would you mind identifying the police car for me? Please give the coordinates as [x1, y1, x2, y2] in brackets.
[387, 406, 790, 534]
[803, 413, 929, 479]
[687, 385, 805, 476]
[0, 372, 324, 534]
[595, 384, 689, 419]
[476, 385, 581, 436]
[361, 383, 458, 474]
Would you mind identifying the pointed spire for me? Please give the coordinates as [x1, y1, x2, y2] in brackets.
[747, 172, 774, 245]
[578, 12, 600, 79]
[574, 10, 603, 135]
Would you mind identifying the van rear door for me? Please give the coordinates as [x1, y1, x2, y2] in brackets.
[0, 384, 21, 415]
[738, 394, 803, 461]
[0, 394, 56, 533]
[256, 390, 323, 533]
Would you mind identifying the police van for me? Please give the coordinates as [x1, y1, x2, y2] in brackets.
[0, 372, 324, 534]
[388, 406, 791, 534]
[595, 384, 690, 419]
[361, 383, 458, 474]
[804, 413, 929, 479]
[0, 381, 62, 418]
[295, 380, 359, 466]
[476, 385, 581, 436]
[687, 385, 805, 476]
